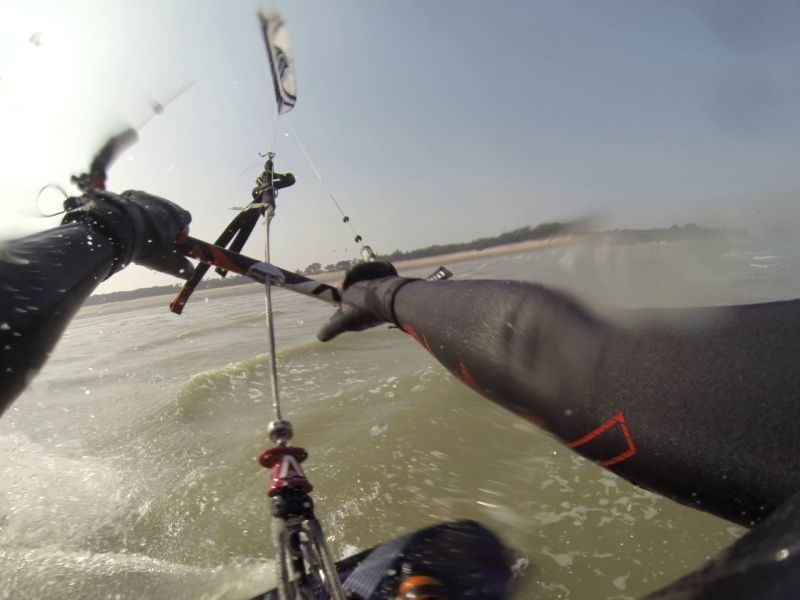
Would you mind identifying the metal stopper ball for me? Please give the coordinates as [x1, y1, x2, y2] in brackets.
[268, 419, 293, 444]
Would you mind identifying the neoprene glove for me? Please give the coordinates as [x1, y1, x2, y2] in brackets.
[317, 261, 415, 341]
[61, 189, 194, 280]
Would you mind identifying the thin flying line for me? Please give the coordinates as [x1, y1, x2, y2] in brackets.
[286, 116, 362, 241]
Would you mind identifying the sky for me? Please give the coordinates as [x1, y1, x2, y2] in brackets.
[1, 0, 799, 293]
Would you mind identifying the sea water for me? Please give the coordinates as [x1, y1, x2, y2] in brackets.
[2, 237, 799, 599]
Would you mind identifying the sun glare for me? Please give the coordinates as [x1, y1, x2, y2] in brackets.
[0, 9, 77, 164]
[0, 5, 85, 236]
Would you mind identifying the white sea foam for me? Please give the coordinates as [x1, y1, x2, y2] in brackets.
[0, 433, 137, 547]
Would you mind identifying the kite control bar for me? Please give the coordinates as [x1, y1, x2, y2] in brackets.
[174, 234, 453, 312]
[174, 234, 341, 308]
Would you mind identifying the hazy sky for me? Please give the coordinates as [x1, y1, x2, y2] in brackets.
[1, 0, 799, 292]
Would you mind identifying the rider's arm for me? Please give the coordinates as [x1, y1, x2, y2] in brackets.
[0, 223, 115, 411]
[324, 272, 800, 526]
[390, 279, 800, 526]
[0, 191, 192, 415]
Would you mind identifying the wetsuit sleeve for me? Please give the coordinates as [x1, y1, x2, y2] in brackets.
[0, 222, 115, 415]
[390, 279, 800, 526]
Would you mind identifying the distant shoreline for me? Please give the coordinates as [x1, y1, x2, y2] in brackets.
[284, 234, 574, 281]
[85, 225, 748, 308]
[79, 236, 573, 313]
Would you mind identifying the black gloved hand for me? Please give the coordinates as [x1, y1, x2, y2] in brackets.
[317, 261, 415, 342]
[62, 189, 194, 280]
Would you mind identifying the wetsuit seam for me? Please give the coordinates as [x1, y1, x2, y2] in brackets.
[386, 278, 419, 327]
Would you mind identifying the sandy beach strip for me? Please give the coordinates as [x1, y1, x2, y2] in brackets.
[391, 234, 573, 273]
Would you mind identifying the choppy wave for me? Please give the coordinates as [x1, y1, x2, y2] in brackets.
[175, 354, 268, 412]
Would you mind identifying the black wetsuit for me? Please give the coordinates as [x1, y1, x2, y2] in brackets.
[2, 224, 799, 598]
[1, 223, 115, 409]
[389, 280, 800, 528]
